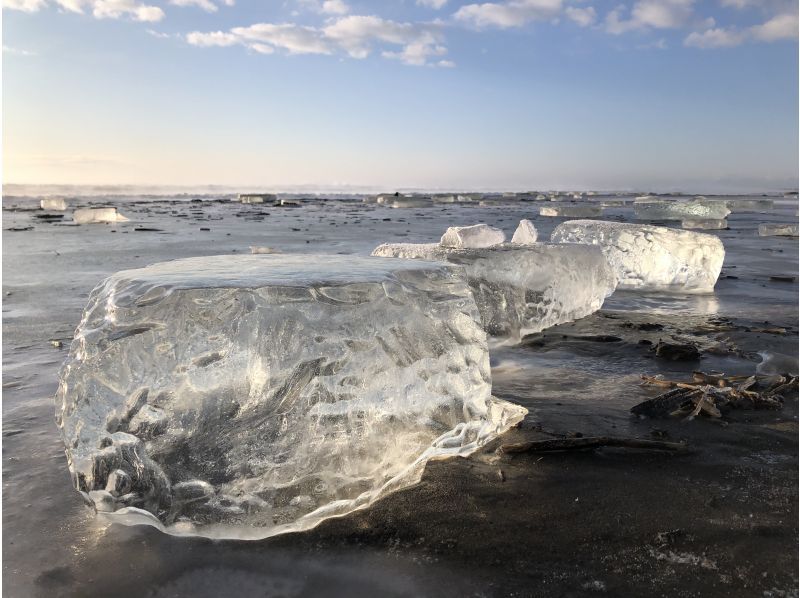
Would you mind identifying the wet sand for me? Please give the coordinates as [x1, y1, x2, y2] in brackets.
[3, 195, 798, 597]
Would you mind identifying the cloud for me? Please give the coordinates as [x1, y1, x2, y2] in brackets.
[3, 44, 37, 55]
[3, 0, 165, 21]
[453, 0, 563, 29]
[417, 0, 447, 8]
[565, 6, 596, 27]
[170, 0, 219, 13]
[750, 12, 798, 41]
[605, 0, 695, 34]
[684, 26, 744, 47]
[187, 15, 452, 66]
[295, 0, 349, 15]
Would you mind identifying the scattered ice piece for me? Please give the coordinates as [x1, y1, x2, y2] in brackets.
[634, 199, 730, 221]
[372, 243, 616, 342]
[725, 198, 773, 211]
[551, 220, 725, 293]
[73, 208, 129, 224]
[511, 219, 538, 245]
[682, 219, 728, 230]
[440, 224, 505, 248]
[40, 197, 68, 211]
[56, 254, 525, 540]
[635, 195, 659, 203]
[239, 193, 276, 204]
[758, 223, 798, 237]
[391, 197, 432, 209]
[279, 199, 301, 207]
[540, 205, 602, 218]
[756, 351, 799, 376]
[250, 246, 281, 254]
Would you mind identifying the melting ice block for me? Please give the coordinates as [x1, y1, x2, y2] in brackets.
[682, 219, 728, 230]
[371, 243, 616, 342]
[725, 198, 773, 211]
[634, 199, 730, 221]
[40, 197, 68, 211]
[73, 207, 129, 224]
[440, 224, 505, 248]
[551, 220, 725, 293]
[539, 205, 602, 218]
[758, 223, 798, 237]
[511, 219, 538, 245]
[55, 255, 525, 540]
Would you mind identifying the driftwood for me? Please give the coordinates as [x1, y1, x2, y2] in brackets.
[499, 436, 689, 454]
[634, 371, 797, 419]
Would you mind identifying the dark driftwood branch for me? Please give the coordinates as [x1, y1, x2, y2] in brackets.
[499, 436, 689, 454]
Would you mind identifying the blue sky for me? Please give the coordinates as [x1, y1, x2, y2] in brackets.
[3, 0, 798, 192]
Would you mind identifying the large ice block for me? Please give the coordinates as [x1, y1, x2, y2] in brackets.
[511, 219, 538, 244]
[758, 223, 798, 237]
[634, 199, 730, 221]
[725, 198, 773, 211]
[73, 207, 129, 224]
[371, 243, 616, 342]
[440, 224, 505, 248]
[41, 197, 68, 211]
[551, 220, 725, 293]
[55, 255, 526, 540]
[539, 205, 602, 218]
[681, 219, 728, 230]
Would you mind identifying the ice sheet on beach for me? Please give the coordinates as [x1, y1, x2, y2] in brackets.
[634, 199, 730, 221]
[72, 207, 129, 224]
[55, 255, 525, 540]
[40, 197, 68, 211]
[551, 220, 725, 293]
[440, 224, 505, 248]
[758, 223, 798, 237]
[539, 205, 603, 218]
[371, 243, 616, 342]
[511, 219, 538, 244]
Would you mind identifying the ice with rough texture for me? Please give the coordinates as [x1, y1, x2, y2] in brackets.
[440, 224, 505, 248]
[634, 199, 730, 221]
[371, 243, 616, 342]
[551, 220, 725, 293]
[682, 219, 728, 230]
[73, 207, 129, 224]
[539, 205, 602, 218]
[759, 223, 798, 237]
[725, 198, 773, 211]
[511, 219, 538, 245]
[55, 255, 526, 540]
[391, 197, 432, 209]
[40, 197, 68, 210]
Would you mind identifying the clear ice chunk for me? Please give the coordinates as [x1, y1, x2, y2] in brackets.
[551, 220, 725, 293]
[73, 207, 129, 224]
[725, 198, 773, 211]
[539, 205, 603, 218]
[758, 223, 798, 237]
[40, 197, 68, 211]
[681, 219, 728, 230]
[55, 255, 526, 539]
[440, 224, 505, 248]
[634, 199, 730, 221]
[371, 243, 616, 342]
[511, 219, 538, 245]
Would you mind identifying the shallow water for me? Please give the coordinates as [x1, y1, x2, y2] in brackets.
[3, 194, 798, 596]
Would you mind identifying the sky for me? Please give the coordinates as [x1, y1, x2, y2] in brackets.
[2, 0, 798, 193]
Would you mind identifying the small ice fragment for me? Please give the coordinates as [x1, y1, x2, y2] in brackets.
[440, 224, 505, 248]
[73, 207, 129, 224]
[681, 219, 728, 230]
[634, 199, 730, 221]
[758, 223, 798, 237]
[511, 219, 538, 245]
[372, 242, 616, 342]
[391, 197, 432, 209]
[539, 205, 602, 218]
[40, 197, 68, 211]
[551, 220, 725, 293]
[238, 193, 276, 204]
[250, 246, 281, 254]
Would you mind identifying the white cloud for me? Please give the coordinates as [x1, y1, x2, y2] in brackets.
[750, 12, 798, 41]
[684, 26, 744, 47]
[187, 15, 452, 66]
[170, 0, 218, 13]
[565, 6, 596, 27]
[321, 0, 348, 15]
[2, 0, 47, 11]
[453, 0, 563, 29]
[417, 0, 447, 8]
[605, 0, 695, 34]
[3, 44, 37, 55]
